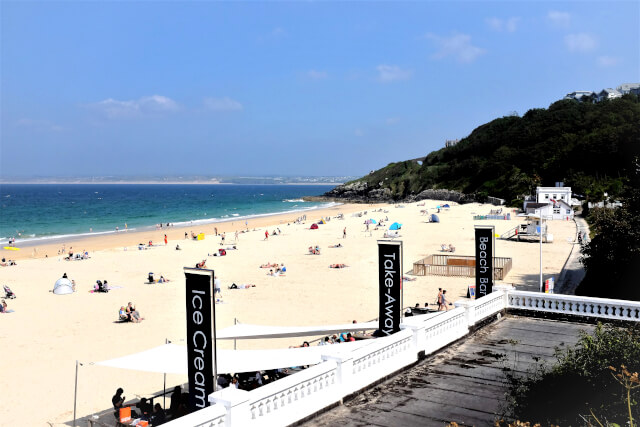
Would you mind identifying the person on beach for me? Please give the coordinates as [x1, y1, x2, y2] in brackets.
[264, 230, 269, 240]
[184, 232, 188, 239]
[126, 302, 143, 322]
[215, 227, 218, 236]
[164, 234, 168, 245]
[221, 233, 225, 245]
[440, 290, 449, 311]
[436, 288, 443, 310]
[234, 231, 239, 242]
[343, 227, 347, 239]
[112, 388, 126, 419]
[214, 276, 222, 299]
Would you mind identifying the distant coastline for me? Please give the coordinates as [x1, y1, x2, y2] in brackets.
[0, 181, 345, 185]
[0, 175, 355, 186]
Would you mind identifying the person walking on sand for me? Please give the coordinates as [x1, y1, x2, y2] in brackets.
[343, 227, 347, 239]
[264, 230, 269, 240]
[234, 230, 239, 242]
[440, 290, 449, 311]
[215, 227, 218, 236]
[436, 288, 443, 311]
[164, 234, 168, 245]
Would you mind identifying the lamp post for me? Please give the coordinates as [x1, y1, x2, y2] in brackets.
[539, 216, 544, 292]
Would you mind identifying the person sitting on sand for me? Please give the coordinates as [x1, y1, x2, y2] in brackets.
[328, 243, 343, 248]
[126, 302, 143, 322]
[448, 244, 455, 253]
[329, 263, 348, 268]
[175, 244, 181, 250]
[196, 260, 206, 269]
[229, 283, 256, 289]
[119, 306, 129, 321]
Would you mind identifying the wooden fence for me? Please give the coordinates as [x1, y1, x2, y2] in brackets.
[412, 254, 512, 279]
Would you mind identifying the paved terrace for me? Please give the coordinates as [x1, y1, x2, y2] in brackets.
[306, 316, 595, 427]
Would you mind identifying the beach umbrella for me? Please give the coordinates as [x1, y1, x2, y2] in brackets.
[389, 222, 402, 230]
[431, 214, 440, 223]
[369, 219, 377, 224]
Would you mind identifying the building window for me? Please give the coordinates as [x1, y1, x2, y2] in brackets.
[553, 194, 557, 199]
[545, 194, 549, 199]
[566, 209, 571, 214]
[553, 208, 561, 214]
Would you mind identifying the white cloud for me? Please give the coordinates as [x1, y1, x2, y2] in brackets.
[90, 95, 180, 119]
[16, 118, 66, 131]
[376, 65, 413, 82]
[427, 33, 486, 63]
[203, 97, 243, 111]
[564, 33, 597, 52]
[547, 10, 571, 28]
[307, 70, 328, 80]
[597, 56, 620, 67]
[486, 17, 520, 32]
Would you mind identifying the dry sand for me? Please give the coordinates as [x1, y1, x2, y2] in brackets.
[0, 201, 577, 426]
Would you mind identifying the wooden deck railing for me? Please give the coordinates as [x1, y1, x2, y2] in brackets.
[412, 254, 512, 279]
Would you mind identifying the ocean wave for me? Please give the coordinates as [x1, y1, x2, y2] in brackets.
[283, 199, 305, 203]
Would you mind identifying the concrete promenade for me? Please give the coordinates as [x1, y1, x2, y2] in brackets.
[306, 316, 594, 427]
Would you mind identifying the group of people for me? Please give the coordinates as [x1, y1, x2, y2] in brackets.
[118, 302, 143, 323]
[147, 273, 169, 284]
[94, 279, 109, 293]
[308, 245, 321, 255]
[113, 385, 188, 424]
[441, 243, 456, 252]
[0, 257, 17, 266]
[437, 288, 450, 311]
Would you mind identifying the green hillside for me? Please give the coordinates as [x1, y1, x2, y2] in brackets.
[328, 95, 640, 205]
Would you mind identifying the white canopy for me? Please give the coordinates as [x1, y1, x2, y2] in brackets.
[95, 340, 372, 375]
[216, 321, 379, 340]
[53, 278, 73, 295]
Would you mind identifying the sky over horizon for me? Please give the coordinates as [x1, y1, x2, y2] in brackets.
[1, 1, 638, 178]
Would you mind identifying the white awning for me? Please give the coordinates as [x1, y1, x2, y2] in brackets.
[216, 321, 379, 340]
[95, 340, 372, 375]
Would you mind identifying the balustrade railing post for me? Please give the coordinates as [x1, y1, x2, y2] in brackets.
[209, 388, 251, 426]
[454, 300, 475, 327]
[321, 355, 353, 398]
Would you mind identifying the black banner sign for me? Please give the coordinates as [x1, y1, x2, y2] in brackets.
[474, 227, 494, 298]
[185, 269, 215, 411]
[378, 241, 402, 335]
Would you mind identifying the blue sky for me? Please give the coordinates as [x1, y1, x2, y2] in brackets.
[1, 1, 638, 178]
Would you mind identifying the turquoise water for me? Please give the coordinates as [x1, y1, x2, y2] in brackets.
[0, 184, 337, 244]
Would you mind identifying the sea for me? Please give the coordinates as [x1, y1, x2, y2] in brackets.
[0, 184, 338, 246]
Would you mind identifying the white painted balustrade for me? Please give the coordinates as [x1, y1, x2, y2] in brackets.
[507, 290, 640, 321]
[165, 290, 640, 426]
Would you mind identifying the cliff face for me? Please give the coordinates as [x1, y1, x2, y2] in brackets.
[324, 182, 477, 203]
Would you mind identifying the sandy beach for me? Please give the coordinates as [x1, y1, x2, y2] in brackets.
[0, 201, 576, 426]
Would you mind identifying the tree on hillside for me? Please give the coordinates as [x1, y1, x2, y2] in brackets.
[577, 180, 640, 301]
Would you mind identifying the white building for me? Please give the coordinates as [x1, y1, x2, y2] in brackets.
[597, 88, 622, 101]
[521, 186, 575, 220]
[564, 91, 594, 101]
[525, 200, 574, 220]
[536, 186, 572, 204]
[617, 83, 640, 94]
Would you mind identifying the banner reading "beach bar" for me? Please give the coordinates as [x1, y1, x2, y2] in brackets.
[184, 268, 217, 411]
[474, 226, 495, 298]
[378, 240, 403, 335]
